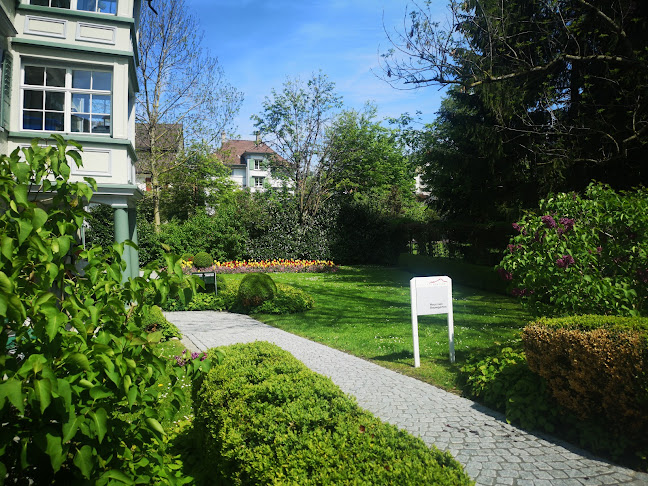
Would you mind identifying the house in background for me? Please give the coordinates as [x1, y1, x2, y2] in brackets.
[134, 122, 183, 192]
[0, 0, 142, 279]
[217, 133, 284, 192]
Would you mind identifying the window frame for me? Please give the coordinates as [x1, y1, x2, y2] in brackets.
[254, 159, 262, 170]
[29, 0, 117, 15]
[254, 176, 265, 188]
[21, 62, 113, 136]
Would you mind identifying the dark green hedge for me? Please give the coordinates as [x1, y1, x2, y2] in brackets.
[398, 253, 507, 294]
[192, 342, 473, 486]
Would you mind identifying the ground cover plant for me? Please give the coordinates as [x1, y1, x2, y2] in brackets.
[250, 266, 529, 391]
[190, 341, 474, 485]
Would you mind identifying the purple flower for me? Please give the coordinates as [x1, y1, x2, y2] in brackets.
[512, 223, 522, 233]
[556, 255, 575, 269]
[597, 246, 602, 254]
[191, 352, 200, 360]
[541, 215, 557, 229]
[559, 218, 575, 232]
[497, 268, 513, 281]
[507, 244, 522, 253]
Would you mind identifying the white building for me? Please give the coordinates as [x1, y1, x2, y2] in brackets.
[218, 134, 284, 192]
[0, 0, 142, 279]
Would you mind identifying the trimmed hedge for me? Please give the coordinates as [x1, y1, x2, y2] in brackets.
[193, 251, 213, 269]
[398, 253, 507, 294]
[255, 282, 314, 314]
[235, 273, 277, 310]
[522, 315, 648, 435]
[193, 342, 473, 486]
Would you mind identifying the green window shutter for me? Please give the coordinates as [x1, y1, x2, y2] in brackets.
[1, 52, 12, 130]
[248, 158, 254, 170]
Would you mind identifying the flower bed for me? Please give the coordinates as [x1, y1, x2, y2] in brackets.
[181, 258, 338, 274]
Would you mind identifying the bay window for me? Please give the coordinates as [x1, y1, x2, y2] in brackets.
[22, 64, 112, 134]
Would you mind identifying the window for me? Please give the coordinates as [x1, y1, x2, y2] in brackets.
[254, 176, 265, 188]
[77, 0, 117, 14]
[254, 159, 262, 170]
[30, 0, 116, 14]
[22, 64, 112, 134]
[30, 0, 71, 8]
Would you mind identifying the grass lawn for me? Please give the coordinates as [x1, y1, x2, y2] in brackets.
[225, 265, 532, 393]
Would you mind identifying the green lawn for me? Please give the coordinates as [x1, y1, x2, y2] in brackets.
[226, 266, 532, 393]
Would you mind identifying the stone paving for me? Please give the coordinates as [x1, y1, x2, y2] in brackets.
[166, 310, 648, 486]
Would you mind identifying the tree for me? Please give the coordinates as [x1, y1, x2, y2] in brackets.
[251, 72, 343, 220]
[324, 103, 416, 213]
[381, 0, 648, 189]
[137, 0, 243, 231]
[159, 143, 238, 222]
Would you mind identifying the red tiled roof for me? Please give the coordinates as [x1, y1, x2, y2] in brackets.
[217, 139, 280, 166]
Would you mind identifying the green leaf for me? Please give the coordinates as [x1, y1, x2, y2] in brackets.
[34, 378, 53, 414]
[0, 271, 13, 293]
[62, 413, 82, 443]
[17, 220, 33, 245]
[145, 417, 165, 437]
[0, 379, 24, 414]
[32, 207, 48, 230]
[73, 445, 94, 479]
[127, 386, 137, 408]
[13, 184, 28, 207]
[45, 433, 65, 472]
[90, 407, 108, 443]
[89, 385, 112, 401]
[0, 235, 14, 260]
[100, 470, 136, 485]
[68, 353, 91, 371]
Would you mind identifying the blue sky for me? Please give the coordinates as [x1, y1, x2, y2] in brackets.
[190, 0, 448, 139]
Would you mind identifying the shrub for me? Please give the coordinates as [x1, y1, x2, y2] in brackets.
[522, 315, 648, 436]
[192, 251, 213, 269]
[255, 283, 315, 314]
[0, 138, 209, 483]
[461, 347, 558, 432]
[192, 342, 473, 486]
[181, 253, 194, 262]
[235, 273, 277, 310]
[498, 183, 648, 316]
[140, 305, 182, 340]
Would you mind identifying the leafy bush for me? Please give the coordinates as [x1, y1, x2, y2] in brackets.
[192, 251, 213, 269]
[398, 253, 507, 294]
[498, 183, 648, 316]
[159, 209, 246, 262]
[235, 273, 277, 311]
[461, 347, 558, 432]
[140, 305, 182, 340]
[0, 138, 210, 483]
[181, 253, 194, 262]
[522, 315, 648, 434]
[255, 283, 315, 314]
[192, 342, 473, 486]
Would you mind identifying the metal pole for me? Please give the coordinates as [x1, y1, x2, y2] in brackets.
[448, 279, 455, 363]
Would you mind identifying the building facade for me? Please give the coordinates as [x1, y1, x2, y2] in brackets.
[219, 135, 284, 193]
[0, 0, 142, 279]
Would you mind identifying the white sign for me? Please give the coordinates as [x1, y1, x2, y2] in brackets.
[410, 276, 454, 367]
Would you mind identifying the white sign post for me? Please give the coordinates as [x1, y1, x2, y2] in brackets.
[410, 276, 454, 367]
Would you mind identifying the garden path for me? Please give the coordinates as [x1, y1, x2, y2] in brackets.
[166, 310, 648, 486]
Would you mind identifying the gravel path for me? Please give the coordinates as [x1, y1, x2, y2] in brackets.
[166, 310, 648, 486]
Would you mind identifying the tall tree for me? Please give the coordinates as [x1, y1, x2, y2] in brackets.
[381, 0, 648, 190]
[251, 72, 343, 220]
[324, 104, 417, 215]
[137, 0, 243, 231]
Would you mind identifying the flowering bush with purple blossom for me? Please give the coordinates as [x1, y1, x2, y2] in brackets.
[498, 183, 648, 316]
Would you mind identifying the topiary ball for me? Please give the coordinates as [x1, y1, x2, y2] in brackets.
[181, 253, 194, 263]
[236, 273, 277, 310]
[193, 251, 213, 269]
